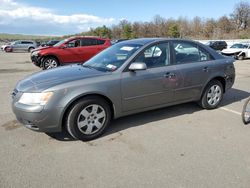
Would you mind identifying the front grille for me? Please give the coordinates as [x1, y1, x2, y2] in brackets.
[12, 89, 18, 99]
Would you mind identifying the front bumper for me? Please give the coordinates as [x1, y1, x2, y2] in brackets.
[31, 54, 42, 67]
[12, 100, 63, 133]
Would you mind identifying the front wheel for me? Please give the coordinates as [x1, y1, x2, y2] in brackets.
[238, 54, 245, 60]
[28, 47, 34, 52]
[242, 98, 250, 125]
[199, 80, 223, 109]
[66, 96, 111, 141]
[43, 57, 59, 70]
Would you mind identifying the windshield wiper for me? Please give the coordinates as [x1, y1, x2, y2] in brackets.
[82, 64, 96, 69]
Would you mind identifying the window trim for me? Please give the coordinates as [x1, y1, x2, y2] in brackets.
[171, 41, 215, 65]
[123, 41, 172, 72]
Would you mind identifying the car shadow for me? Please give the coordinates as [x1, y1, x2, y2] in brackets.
[220, 88, 250, 106]
[46, 88, 250, 141]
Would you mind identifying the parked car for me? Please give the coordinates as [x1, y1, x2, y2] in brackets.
[1, 43, 10, 51]
[31, 36, 111, 70]
[221, 43, 250, 60]
[206, 41, 227, 51]
[2, 40, 37, 52]
[40, 40, 60, 47]
[12, 38, 235, 141]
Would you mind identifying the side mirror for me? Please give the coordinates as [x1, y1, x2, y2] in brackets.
[60, 44, 67, 49]
[129, 62, 147, 71]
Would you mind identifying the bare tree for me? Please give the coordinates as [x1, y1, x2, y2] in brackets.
[232, 1, 250, 30]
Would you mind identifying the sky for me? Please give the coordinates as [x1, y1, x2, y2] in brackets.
[0, 0, 244, 36]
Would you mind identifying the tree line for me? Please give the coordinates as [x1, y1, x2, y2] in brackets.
[78, 1, 250, 40]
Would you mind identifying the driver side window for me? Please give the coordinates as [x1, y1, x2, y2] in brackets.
[133, 42, 170, 68]
[66, 39, 80, 48]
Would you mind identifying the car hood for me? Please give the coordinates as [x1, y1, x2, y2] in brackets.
[15, 65, 110, 92]
[34, 46, 53, 51]
[222, 48, 244, 54]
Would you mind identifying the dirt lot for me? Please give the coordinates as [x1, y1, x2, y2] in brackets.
[0, 51, 250, 188]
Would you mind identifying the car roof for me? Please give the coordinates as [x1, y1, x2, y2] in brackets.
[119, 38, 202, 46]
[119, 38, 225, 60]
[68, 36, 109, 40]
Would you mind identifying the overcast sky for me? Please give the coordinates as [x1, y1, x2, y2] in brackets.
[0, 0, 242, 36]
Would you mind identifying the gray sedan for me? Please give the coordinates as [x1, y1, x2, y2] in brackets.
[12, 38, 235, 141]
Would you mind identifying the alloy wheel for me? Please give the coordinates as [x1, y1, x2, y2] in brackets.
[44, 58, 58, 69]
[77, 104, 106, 135]
[207, 85, 222, 106]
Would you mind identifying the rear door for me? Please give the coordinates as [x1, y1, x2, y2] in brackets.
[121, 42, 179, 111]
[171, 41, 214, 101]
[79, 38, 108, 62]
[20, 41, 29, 51]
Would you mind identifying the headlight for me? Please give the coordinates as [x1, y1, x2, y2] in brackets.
[18, 92, 53, 106]
[32, 50, 40, 56]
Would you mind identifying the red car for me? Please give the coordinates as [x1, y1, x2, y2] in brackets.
[31, 36, 111, 70]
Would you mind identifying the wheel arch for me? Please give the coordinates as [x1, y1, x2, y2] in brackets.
[60, 93, 115, 130]
[42, 54, 61, 65]
[200, 76, 226, 99]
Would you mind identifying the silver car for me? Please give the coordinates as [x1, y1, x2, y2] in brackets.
[12, 38, 235, 141]
[7, 40, 37, 52]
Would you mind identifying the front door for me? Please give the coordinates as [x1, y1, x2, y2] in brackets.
[121, 42, 178, 112]
[58, 39, 82, 63]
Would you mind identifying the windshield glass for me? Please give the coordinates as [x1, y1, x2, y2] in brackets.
[54, 39, 67, 46]
[83, 43, 142, 72]
[230, 43, 248, 49]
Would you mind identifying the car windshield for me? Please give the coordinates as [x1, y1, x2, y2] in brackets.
[83, 43, 142, 72]
[230, 44, 248, 49]
[54, 39, 67, 46]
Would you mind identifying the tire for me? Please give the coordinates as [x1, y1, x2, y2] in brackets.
[199, 80, 223, 109]
[28, 47, 35, 52]
[5, 47, 12, 52]
[66, 96, 111, 141]
[238, 54, 245, 60]
[242, 98, 250, 125]
[42, 57, 59, 70]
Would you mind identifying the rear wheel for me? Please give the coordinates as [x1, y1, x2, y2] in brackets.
[66, 96, 111, 141]
[199, 80, 223, 109]
[43, 57, 59, 70]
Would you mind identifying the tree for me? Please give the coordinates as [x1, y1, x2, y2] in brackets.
[93, 25, 112, 38]
[177, 17, 191, 38]
[231, 1, 250, 30]
[168, 23, 180, 38]
[217, 16, 233, 33]
[203, 19, 216, 38]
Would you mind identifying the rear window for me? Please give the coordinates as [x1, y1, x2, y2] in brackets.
[21, 41, 33, 44]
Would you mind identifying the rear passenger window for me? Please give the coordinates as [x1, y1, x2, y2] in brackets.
[96, 39, 105, 45]
[21, 41, 32, 44]
[173, 42, 213, 64]
[81, 39, 97, 46]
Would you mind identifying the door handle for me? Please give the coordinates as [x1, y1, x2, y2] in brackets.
[203, 67, 209, 72]
[165, 72, 176, 79]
